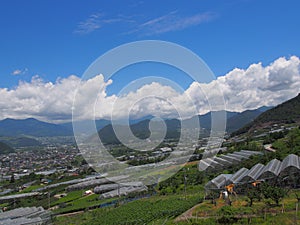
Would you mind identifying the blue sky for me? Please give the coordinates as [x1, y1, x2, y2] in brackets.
[0, 0, 300, 121]
[1, 0, 299, 86]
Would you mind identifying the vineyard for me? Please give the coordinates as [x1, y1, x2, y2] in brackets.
[55, 194, 202, 225]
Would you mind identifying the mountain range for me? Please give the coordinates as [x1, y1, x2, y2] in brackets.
[0, 108, 272, 139]
[233, 93, 300, 135]
[95, 107, 272, 145]
[0, 118, 73, 137]
[1, 92, 299, 148]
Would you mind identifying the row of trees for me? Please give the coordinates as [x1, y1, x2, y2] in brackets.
[246, 183, 286, 206]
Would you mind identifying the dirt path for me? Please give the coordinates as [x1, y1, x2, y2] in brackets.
[174, 203, 202, 222]
[55, 210, 84, 217]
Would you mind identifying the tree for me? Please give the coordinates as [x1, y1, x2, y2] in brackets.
[246, 187, 261, 207]
[217, 206, 238, 224]
[10, 174, 15, 183]
[295, 193, 300, 203]
[286, 128, 300, 151]
[261, 183, 285, 206]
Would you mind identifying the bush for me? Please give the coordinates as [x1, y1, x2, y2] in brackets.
[217, 206, 238, 224]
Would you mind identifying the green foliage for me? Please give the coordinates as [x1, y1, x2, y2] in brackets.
[51, 190, 83, 206]
[263, 130, 287, 144]
[233, 93, 300, 135]
[78, 195, 201, 225]
[158, 165, 204, 195]
[53, 194, 116, 214]
[272, 128, 300, 159]
[261, 183, 285, 206]
[246, 187, 262, 207]
[0, 141, 14, 154]
[217, 205, 238, 224]
[286, 128, 300, 150]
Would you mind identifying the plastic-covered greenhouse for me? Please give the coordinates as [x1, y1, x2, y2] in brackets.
[198, 150, 262, 172]
[66, 175, 129, 192]
[205, 154, 300, 192]
[279, 154, 300, 177]
[0, 206, 52, 225]
[239, 163, 265, 183]
[258, 158, 282, 181]
[205, 174, 233, 190]
[278, 154, 300, 188]
[99, 185, 148, 199]
[94, 182, 144, 194]
[227, 167, 249, 184]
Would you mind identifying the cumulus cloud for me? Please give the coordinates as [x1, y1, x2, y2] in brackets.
[1, 56, 300, 122]
[0, 75, 113, 122]
[190, 56, 300, 112]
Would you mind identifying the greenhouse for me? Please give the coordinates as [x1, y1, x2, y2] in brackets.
[34, 175, 104, 192]
[0, 206, 52, 225]
[202, 147, 228, 159]
[66, 175, 129, 192]
[227, 167, 249, 184]
[258, 158, 282, 181]
[94, 182, 144, 194]
[213, 157, 232, 167]
[219, 155, 242, 164]
[198, 150, 262, 172]
[238, 163, 265, 183]
[99, 185, 148, 199]
[226, 153, 247, 160]
[205, 154, 300, 192]
[0, 192, 40, 202]
[278, 154, 300, 188]
[205, 174, 233, 190]
[198, 159, 214, 171]
[279, 154, 300, 177]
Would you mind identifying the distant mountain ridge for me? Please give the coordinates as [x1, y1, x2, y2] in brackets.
[226, 108, 272, 133]
[233, 93, 300, 135]
[96, 119, 181, 145]
[0, 106, 270, 142]
[0, 118, 73, 137]
[94, 108, 267, 145]
[61, 119, 111, 136]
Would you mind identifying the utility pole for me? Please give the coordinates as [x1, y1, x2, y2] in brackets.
[48, 192, 50, 209]
[118, 183, 120, 205]
[295, 202, 298, 224]
[184, 168, 189, 200]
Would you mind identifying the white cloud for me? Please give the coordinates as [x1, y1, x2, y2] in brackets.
[11, 68, 28, 76]
[74, 13, 131, 35]
[189, 56, 300, 113]
[133, 11, 217, 36]
[74, 13, 103, 34]
[1, 56, 300, 122]
[0, 75, 113, 122]
[75, 11, 216, 36]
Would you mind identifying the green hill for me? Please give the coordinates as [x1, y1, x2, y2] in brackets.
[96, 119, 181, 145]
[226, 109, 264, 133]
[233, 93, 300, 135]
[0, 141, 14, 154]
